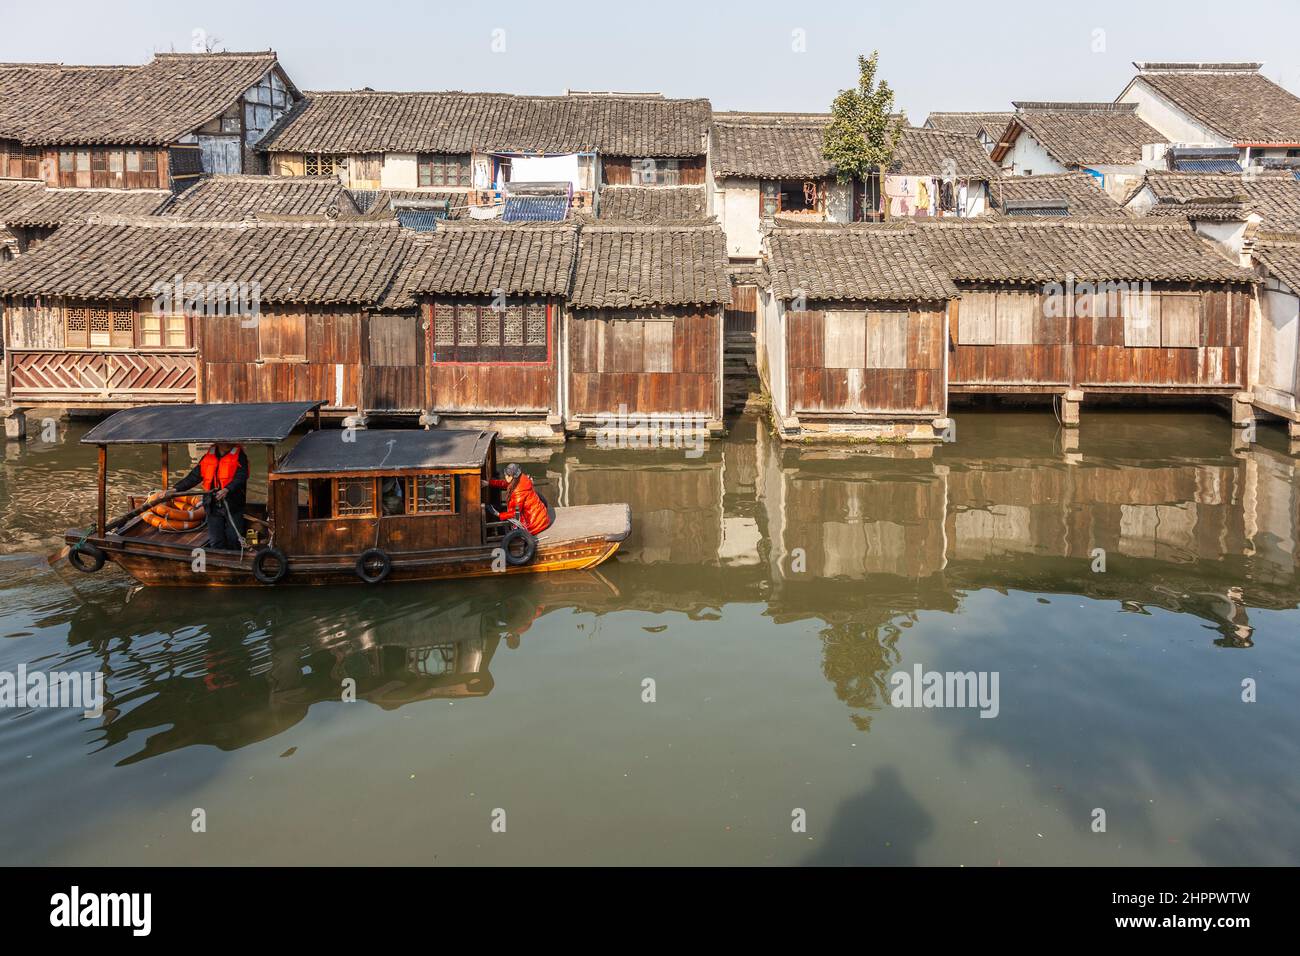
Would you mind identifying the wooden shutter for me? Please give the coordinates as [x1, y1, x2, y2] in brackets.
[996, 292, 1037, 345]
[1161, 293, 1201, 348]
[957, 292, 996, 345]
[644, 319, 674, 372]
[1123, 289, 1161, 347]
[824, 311, 866, 369]
[865, 310, 908, 369]
[260, 309, 307, 360]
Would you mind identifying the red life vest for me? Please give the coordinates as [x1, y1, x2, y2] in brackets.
[199, 445, 243, 491]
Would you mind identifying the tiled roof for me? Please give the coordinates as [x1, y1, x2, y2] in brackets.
[923, 112, 1013, 138]
[768, 224, 959, 302]
[1131, 171, 1300, 230]
[0, 179, 45, 222]
[1253, 234, 1300, 291]
[711, 114, 995, 180]
[711, 113, 833, 178]
[910, 219, 1250, 284]
[999, 102, 1167, 167]
[350, 189, 471, 221]
[892, 128, 1000, 179]
[401, 221, 577, 296]
[1130, 63, 1300, 146]
[988, 173, 1128, 217]
[259, 91, 711, 157]
[0, 52, 292, 145]
[570, 223, 729, 309]
[0, 218, 406, 303]
[597, 185, 708, 221]
[160, 175, 358, 220]
[0, 184, 170, 227]
[1144, 200, 1251, 223]
[767, 219, 1249, 300]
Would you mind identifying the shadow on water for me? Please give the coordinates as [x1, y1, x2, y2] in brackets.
[803, 767, 935, 865]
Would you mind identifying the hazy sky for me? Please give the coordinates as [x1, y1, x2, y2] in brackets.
[3, 0, 1299, 121]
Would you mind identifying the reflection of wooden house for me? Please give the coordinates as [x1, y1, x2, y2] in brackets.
[566, 224, 729, 436]
[385, 222, 578, 440]
[0, 52, 301, 188]
[0, 219, 405, 410]
[763, 224, 957, 441]
[258, 90, 710, 221]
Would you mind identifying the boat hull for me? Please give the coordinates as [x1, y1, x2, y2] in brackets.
[64, 504, 631, 588]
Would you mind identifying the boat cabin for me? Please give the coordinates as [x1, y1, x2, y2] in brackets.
[65, 401, 630, 587]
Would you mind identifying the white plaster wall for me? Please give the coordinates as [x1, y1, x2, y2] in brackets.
[1257, 279, 1300, 411]
[381, 153, 419, 189]
[1191, 219, 1248, 257]
[1126, 184, 1158, 215]
[719, 178, 762, 258]
[1090, 164, 1146, 202]
[758, 291, 788, 418]
[1003, 133, 1066, 176]
[1119, 81, 1228, 146]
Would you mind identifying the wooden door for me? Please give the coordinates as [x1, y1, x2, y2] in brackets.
[725, 284, 757, 334]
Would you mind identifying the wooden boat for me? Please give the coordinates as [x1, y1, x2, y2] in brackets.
[63, 401, 631, 587]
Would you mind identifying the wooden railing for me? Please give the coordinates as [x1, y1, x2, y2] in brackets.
[8, 350, 198, 403]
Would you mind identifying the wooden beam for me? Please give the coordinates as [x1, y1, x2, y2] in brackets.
[96, 445, 107, 536]
[161, 444, 169, 489]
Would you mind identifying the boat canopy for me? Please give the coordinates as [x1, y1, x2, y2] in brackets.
[80, 402, 324, 446]
[275, 429, 497, 475]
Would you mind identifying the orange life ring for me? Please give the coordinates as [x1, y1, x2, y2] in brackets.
[142, 491, 206, 532]
[141, 509, 203, 532]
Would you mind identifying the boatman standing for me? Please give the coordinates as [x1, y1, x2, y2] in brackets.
[488, 463, 552, 536]
[173, 443, 249, 550]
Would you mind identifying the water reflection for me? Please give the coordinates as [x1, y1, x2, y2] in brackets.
[1, 411, 1297, 762]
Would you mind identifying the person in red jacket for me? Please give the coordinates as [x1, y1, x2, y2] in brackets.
[488, 463, 552, 536]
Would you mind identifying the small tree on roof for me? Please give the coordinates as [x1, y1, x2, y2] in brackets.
[823, 52, 905, 216]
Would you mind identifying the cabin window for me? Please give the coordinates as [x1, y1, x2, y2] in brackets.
[125, 150, 141, 173]
[58, 150, 74, 173]
[408, 474, 455, 515]
[995, 292, 1039, 346]
[418, 154, 471, 188]
[139, 312, 190, 349]
[335, 477, 376, 517]
[259, 311, 307, 361]
[765, 180, 820, 215]
[108, 150, 124, 174]
[142, 150, 157, 174]
[431, 301, 548, 363]
[824, 311, 867, 369]
[304, 153, 344, 178]
[631, 158, 680, 186]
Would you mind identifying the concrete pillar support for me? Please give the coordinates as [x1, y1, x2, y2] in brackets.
[1231, 391, 1255, 428]
[1060, 390, 1083, 428]
[3, 408, 26, 441]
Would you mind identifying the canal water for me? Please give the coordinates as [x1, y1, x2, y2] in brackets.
[0, 410, 1296, 865]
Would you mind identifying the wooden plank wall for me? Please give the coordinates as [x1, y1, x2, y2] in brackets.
[949, 284, 1248, 390]
[425, 298, 557, 414]
[786, 300, 946, 415]
[42, 147, 169, 189]
[363, 312, 426, 413]
[200, 305, 362, 409]
[567, 306, 721, 417]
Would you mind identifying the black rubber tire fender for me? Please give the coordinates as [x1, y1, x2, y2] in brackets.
[252, 546, 290, 585]
[356, 547, 392, 584]
[68, 542, 106, 573]
[501, 528, 538, 567]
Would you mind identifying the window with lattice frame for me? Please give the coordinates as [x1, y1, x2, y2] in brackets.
[65, 306, 89, 348]
[334, 478, 376, 518]
[407, 474, 455, 515]
[431, 300, 550, 364]
[304, 153, 342, 178]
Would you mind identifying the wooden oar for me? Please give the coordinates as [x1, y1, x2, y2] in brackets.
[47, 490, 204, 566]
